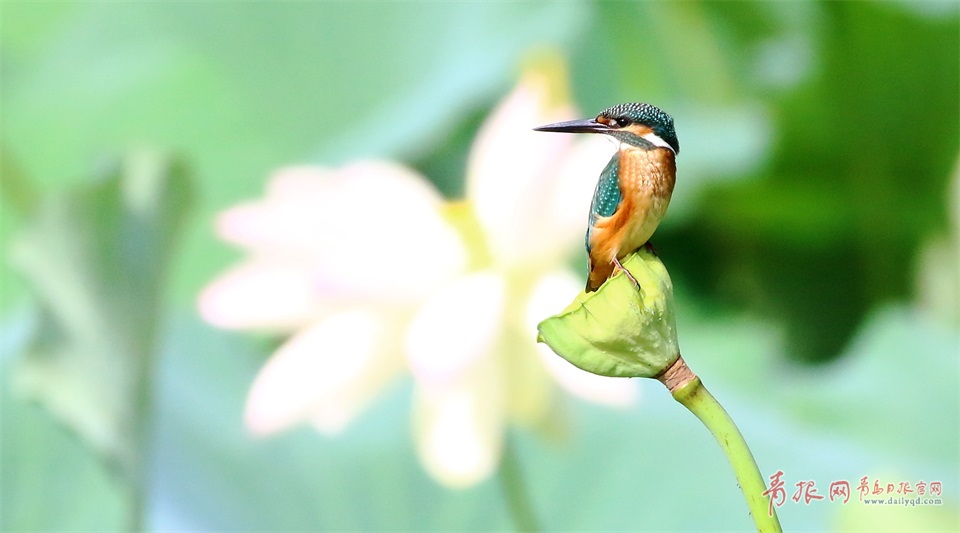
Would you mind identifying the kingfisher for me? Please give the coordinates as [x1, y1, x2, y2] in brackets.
[535, 102, 679, 292]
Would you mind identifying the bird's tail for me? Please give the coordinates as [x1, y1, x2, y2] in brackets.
[585, 259, 615, 292]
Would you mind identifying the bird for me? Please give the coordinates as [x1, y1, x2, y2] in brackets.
[535, 102, 679, 292]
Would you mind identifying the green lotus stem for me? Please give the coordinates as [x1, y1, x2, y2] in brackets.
[498, 430, 540, 532]
[537, 249, 781, 530]
[661, 356, 782, 533]
[125, 354, 155, 532]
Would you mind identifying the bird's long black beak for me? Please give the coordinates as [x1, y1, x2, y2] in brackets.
[533, 118, 610, 134]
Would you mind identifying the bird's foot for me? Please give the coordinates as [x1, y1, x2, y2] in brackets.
[613, 256, 641, 292]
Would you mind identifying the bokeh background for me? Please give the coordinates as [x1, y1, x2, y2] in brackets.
[2, 2, 958, 531]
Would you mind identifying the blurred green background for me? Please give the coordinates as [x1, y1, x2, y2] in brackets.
[2, 2, 958, 531]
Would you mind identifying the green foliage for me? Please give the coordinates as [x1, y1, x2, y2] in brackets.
[1, 1, 957, 531]
[8, 151, 191, 490]
[664, 3, 960, 361]
[5, 304, 955, 531]
[0, 1, 587, 311]
[2, 375, 125, 531]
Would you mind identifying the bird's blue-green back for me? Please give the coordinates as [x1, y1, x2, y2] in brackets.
[585, 154, 622, 252]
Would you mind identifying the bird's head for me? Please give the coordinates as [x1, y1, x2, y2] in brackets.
[534, 102, 679, 155]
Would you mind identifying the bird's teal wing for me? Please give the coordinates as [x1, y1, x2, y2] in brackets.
[585, 154, 622, 251]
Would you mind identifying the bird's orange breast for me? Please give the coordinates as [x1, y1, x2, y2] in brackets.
[586, 146, 675, 290]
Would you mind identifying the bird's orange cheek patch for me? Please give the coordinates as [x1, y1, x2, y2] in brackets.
[624, 124, 654, 137]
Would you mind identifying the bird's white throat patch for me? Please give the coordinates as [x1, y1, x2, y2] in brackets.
[641, 132, 675, 153]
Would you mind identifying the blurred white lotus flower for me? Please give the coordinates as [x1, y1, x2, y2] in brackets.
[199, 64, 638, 487]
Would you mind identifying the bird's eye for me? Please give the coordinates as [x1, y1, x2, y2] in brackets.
[617, 117, 631, 127]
